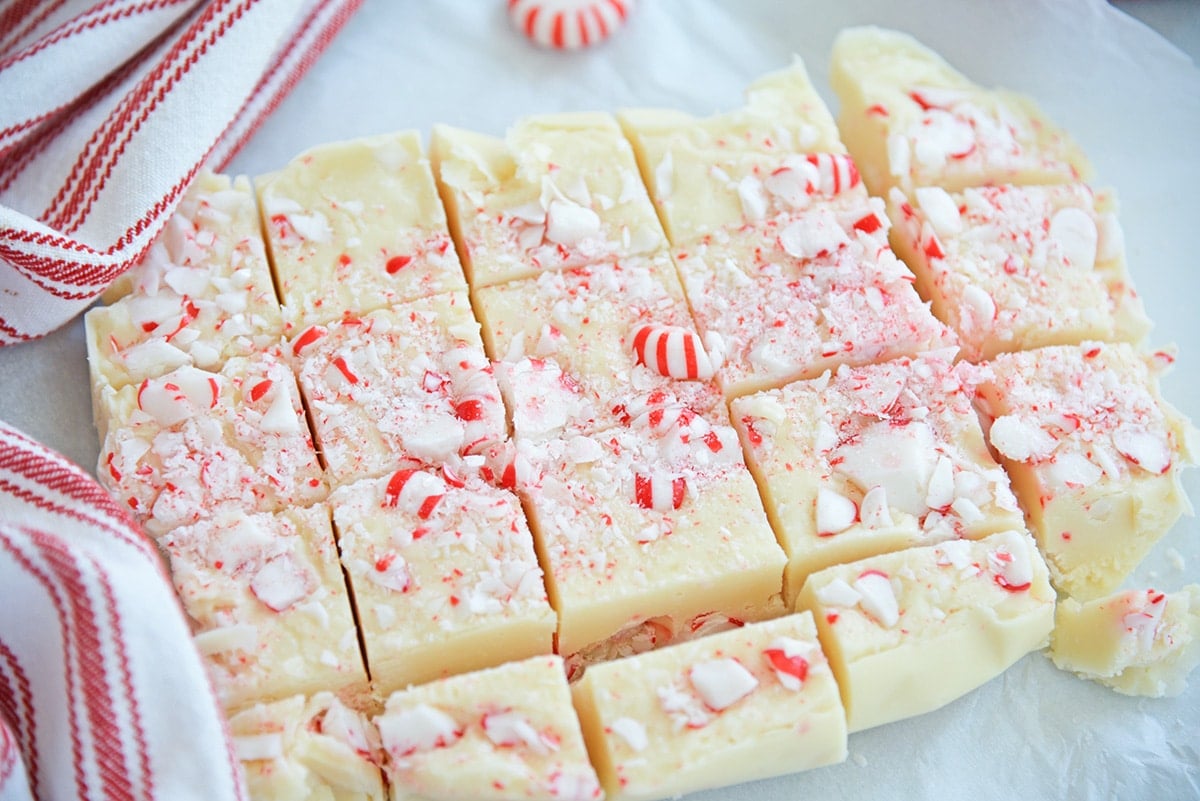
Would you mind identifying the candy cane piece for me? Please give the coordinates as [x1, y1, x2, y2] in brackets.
[630, 324, 715, 380]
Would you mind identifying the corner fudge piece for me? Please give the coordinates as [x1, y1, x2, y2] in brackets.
[163, 505, 368, 713]
[731, 354, 1023, 604]
[376, 655, 601, 801]
[795, 529, 1055, 732]
[830, 26, 1092, 197]
[571, 612, 846, 801]
[1050, 585, 1200, 698]
[256, 131, 464, 331]
[974, 342, 1196, 599]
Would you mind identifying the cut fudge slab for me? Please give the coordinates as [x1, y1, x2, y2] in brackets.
[256, 131, 464, 331]
[1050, 585, 1200, 698]
[289, 292, 506, 488]
[888, 183, 1150, 362]
[731, 354, 1024, 604]
[163, 505, 368, 713]
[974, 342, 1197, 599]
[95, 349, 327, 537]
[572, 612, 846, 801]
[86, 171, 282, 402]
[795, 529, 1055, 732]
[431, 113, 667, 288]
[231, 692, 386, 801]
[376, 655, 601, 801]
[330, 467, 555, 697]
[475, 252, 724, 442]
[515, 407, 787, 670]
[674, 195, 956, 399]
[830, 26, 1092, 196]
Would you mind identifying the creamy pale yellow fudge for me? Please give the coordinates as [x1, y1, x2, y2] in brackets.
[475, 252, 724, 442]
[431, 113, 667, 288]
[162, 505, 368, 713]
[232, 692, 386, 801]
[95, 348, 327, 536]
[830, 26, 1092, 197]
[515, 405, 787, 673]
[288, 292, 506, 488]
[257, 131, 465, 331]
[974, 343, 1197, 599]
[731, 354, 1024, 604]
[86, 171, 282, 409]
[572, 612, 846, 801]
[376, 655, 601, 801]
[795, 529, 1055, 732]
[888, 182, 1150, 362]
[330, 467, 555, 697]
[1050, 585, 1200, 698]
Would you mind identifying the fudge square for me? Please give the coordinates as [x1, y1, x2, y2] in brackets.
[162, 504, 368, 713]
[430, 112, 667, 288]
[474, 252, 724, 443]
[974, 342, 1196, 600]
[330, 466, 555, 697]
[887, 182, 1150, 362]
[256, 130, 465, 331]
[95, 349, 327, 537]
[830, 26, 1092, 197]
[731, 354, 1024, 604]
[515, 404, 787, 671]
[571, 612, 847, 801]
[289, 291, 507, 488]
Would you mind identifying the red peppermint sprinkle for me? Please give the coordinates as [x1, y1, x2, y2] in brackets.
[763, 648, 809, 684]
[417, 494, 443, 520]
[453, 398, 485, 421]
[634, 472, 686, 511]
[386, 255, 413, 274]
[384, 469, 417, 508]
[332, 355, 359, 384]
[292, 325, 327, 356]
[853, 213, 882, 234]
[248, 379, 273, 403]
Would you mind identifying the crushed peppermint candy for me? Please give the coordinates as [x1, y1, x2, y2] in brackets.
[379, 704, 463, 757]
[853, 570, 900, 627]
[689, 658, 759, 711]
[631, 323, 717, 380]
[609, 717, 648, 752]
[762, 636, 812, 691]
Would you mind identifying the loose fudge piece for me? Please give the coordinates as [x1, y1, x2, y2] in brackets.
[795, 529, 1055, 732]
[289, 292, 506, 488]
[1050, 585, 1200, 698]
[86, 171, 282, 406]
[330, 467, 555, 697]
[974, 342, 1197, 599]
[431, 113, 667, 288]
[95, 349, 327, 536]
[475, 252, 724, 442]
[516, 405, 787, 671]
[231, 692, 386, 801]
[888, 182, 1150, 362]
[163, 505, 368, 713]
[731, 354, 1023, 604]
[376, 655, 601, 801]
[256, 131, 464, 331]
[571, 612, 846, 801]
[830, 26, 1092, 197]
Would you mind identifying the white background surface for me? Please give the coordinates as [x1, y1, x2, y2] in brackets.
[1, 1, 1198, 797]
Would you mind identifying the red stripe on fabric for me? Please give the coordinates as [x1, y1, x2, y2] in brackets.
[0, 0, 68, 57]
[0, 472, 146, 557]
[0, 639, 38, 798]
[0, 721, 15, 786]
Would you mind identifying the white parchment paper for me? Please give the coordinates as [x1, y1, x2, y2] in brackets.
[1, 1, 1197, 797]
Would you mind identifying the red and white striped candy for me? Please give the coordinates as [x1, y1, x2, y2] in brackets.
[383, 468, 446, 520]
[631, 324, 715, 381]
[803, 153, 860, 196]
[509, 0, 634, 50]
[634, 472, 686, 512]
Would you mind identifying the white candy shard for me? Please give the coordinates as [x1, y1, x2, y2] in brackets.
[609, 717, 648, 752]
[545, 198, 601, 246]
[379, 704, 462, 757]
[853, 571, 899, 627]
[1049, 206, 1098, 271]
[482, 710, 552, 754]
[836, 421, 937, 516]
[816, 487, 858, 535]
[1112, 427, 1171, 475]
[989, 415, 1057, 462]
[689, 658, 759, 711]
[914, 186, 962, 236]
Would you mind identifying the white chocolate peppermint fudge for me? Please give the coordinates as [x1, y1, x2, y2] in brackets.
[675, 195, 956, 398]
[377, 655, 601, 801]
[830, 26, 1092, 196]
[571, 612, 846, 801]
[516, 406, 787, 668]
[162, 505, 368, 713]
[974, 343, 1197, 599]
[257, 131, 464, 331]
[475, 252, 724, 441]
[431, 113, 667, 288]
[731, 354, 1024, 604]
[86, 171, 282, 403]
[795, 529, 1055, 732]
[330, 467, 555, 697]
[95, 349, 327, 536]
[888, 183, 1150, 362]
[289, 292, 506, 488]
[1050, 585, 1200, 698]
[232, 692, 386, 801]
